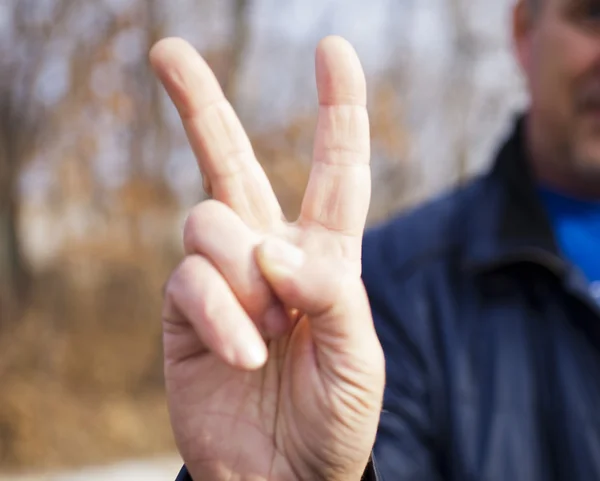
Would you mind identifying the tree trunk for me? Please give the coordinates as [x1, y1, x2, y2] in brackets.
[0, 157, 29, 321]
[223, 0, 250, 108]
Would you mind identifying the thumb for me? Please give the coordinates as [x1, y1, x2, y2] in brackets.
[254, 237, 373, 343]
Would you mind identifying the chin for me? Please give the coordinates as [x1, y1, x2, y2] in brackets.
[572, 121, 600, 168]
[570, 146, 600, 193]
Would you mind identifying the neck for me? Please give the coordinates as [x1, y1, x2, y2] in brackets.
[525, 113, 600, 201]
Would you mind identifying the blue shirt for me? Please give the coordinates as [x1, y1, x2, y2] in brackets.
[539, 187, 600, 302]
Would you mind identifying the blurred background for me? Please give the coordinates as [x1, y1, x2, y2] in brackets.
[0, 0, 526, 477]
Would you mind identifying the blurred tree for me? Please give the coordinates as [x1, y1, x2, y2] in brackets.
[223, 0, 251, 108]
[446, 0, 477, 184]
[0, 0, 74, 316]
[0, 0, 177, 316]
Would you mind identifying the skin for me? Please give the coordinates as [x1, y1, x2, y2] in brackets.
[515, 0, 600, 198]
[152, 37, 385, 481]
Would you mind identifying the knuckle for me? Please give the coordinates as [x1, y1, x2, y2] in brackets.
[164, 256, 206, 309]
[182, 199, 230, 253]
[162, 267, 183, 323]
[167, 255, 223, 323]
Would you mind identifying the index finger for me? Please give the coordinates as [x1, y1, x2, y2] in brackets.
[149, 37, 282, 230]
[299, 37, 371, 254]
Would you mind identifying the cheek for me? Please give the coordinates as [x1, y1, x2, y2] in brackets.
[530, 26, 599, 114]
[560, 31, 600, 84]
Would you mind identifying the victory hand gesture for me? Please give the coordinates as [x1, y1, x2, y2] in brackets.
[152, 35, 385, 481]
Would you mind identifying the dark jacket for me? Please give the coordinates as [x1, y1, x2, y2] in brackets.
[362, 115, 600, 480]
[177, 116, 600, 480]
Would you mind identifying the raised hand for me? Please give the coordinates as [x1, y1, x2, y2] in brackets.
[151, 35, 385, 481]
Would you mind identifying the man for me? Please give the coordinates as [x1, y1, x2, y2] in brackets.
[152, 0, 600, 479]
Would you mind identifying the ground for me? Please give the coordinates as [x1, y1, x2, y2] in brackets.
[0, 455, 183, 480]
[0, 256, 178, 473]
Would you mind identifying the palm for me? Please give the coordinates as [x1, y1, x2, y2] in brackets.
[153, 36, 384, 481]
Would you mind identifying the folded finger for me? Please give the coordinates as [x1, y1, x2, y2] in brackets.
[183, 200, 292, 338]
[162, 255, 267, 370]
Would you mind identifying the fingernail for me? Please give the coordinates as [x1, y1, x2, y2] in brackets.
[259, 238, 305, 274]
[240, 340, 267, 369]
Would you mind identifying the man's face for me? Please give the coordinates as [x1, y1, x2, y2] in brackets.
[516, 0, 600, 177]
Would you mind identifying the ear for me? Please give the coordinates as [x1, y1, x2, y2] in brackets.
[513, 0, 535, 72]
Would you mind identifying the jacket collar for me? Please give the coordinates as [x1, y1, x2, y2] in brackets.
[463, 114, 564, 274]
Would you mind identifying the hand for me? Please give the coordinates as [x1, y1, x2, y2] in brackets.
[151, 35, 385, 481]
